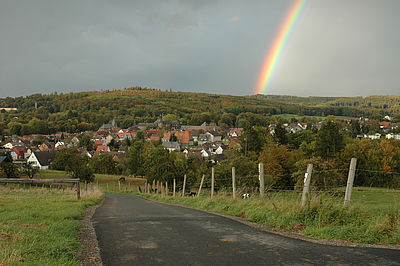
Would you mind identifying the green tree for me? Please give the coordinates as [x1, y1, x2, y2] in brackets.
[314, 117, 344, 159]
[90, 154, 117, 174]
[32, 136, 45, 146]
[273, 123, 288, 145]
[78, 134, 94, 151]
[125, 140, 145, 176]
[7, 122, 22, 135]
[22, 162, 39, 179]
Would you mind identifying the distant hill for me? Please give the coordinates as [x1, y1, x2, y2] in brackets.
[0, 87, 398, 134]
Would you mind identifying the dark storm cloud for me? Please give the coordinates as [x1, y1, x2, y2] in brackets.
[0, 0, 399, 97]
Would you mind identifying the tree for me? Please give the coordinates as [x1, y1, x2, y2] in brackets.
[90, 154, 117, 174]
[240, 126, 270, 155]
[0, 152, 18, 178]
[7, 122, 22, 135]
[22, 162, 39, 178]
[78, 134, 93, 151]
[32, 136, 45, 146]
[314, 117, 344, 159]
[68, 159, 94, 182]
[1, 162, 18, 178]
[287, 130, 313, 149]
[125, 140, 145, 176]
[259, 144, 303, 189]
[273, 123, 288, 145]
[51, 148, 80, 171]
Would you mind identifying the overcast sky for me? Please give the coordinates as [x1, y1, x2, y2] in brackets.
[1, 0, 400, 97]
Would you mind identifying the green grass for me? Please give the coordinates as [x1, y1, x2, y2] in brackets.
[140, 189, 400, 245]
[0, 185, 103, 265]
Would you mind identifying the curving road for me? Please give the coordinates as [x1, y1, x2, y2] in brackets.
[93, 193, 400, 265]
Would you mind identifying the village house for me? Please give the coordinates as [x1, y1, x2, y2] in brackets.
[162, 130, 194, 148]
[11, 145, 27, 160]
[227, 128, 243, 138]
[162, 142, 181, 152]
[379, 122, 391, 132]
[95, 145, 110, 156]
[386, 133, 400, 140]
[206, 131, 222, 143]
[27, 151, 58, 169]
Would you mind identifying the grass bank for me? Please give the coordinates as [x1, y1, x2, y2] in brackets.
[0, 185, 103, 265]
[141, 190, 400, 245]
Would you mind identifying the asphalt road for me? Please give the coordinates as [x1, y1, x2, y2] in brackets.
[93, 193, 400, 265]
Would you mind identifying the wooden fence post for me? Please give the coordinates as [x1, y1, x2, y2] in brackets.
[301, 164, 313, 207]
[77, 181, 81, 200]
[344, 158, 357, 207]
[157, 181, 160, 194]
[118, 181, 121, 191]
[259, 163, 264, 200]
[211, 167, 215, 198]
[152, 180, 156, 193]
[160, 182, 164, 196]
[197, 174, 205, 197]
[165, 182, 168, 196]
[182, 174, 187, 197]
[173, 178, 176, 197]
[232, 167, 236, 200]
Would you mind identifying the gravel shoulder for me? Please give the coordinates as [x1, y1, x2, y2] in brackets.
[78, 201, 104, 266]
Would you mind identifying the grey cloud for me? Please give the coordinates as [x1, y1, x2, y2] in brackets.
[0, 0, 399, 97]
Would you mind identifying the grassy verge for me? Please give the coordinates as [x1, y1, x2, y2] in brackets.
[0, 185, 103, 265]
[140, 190, 400, 245]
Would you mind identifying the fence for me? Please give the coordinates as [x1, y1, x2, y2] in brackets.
[140, 157, 400, 208]
[0, 178, 81, 200]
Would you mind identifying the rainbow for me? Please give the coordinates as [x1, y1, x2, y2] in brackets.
[254, 0, 307, 95]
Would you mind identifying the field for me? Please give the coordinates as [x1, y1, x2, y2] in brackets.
[0, 185, 102, 265]
[140, 188, 400, 245]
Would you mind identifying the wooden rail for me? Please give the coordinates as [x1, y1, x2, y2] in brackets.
[0, 178, 81, 200]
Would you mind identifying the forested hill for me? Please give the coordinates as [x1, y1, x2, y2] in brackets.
[257, 94, 400, 111]
[0, 87, 399, 134]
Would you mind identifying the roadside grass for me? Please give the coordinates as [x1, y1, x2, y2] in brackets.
[36, 170, 146, 190]
[0, 185, 103, 265]
[140, 189, 400, 245]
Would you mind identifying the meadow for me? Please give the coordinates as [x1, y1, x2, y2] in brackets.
[0, 185, 102, 265]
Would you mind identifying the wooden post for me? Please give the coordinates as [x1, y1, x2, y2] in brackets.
[182, 174, 187, 197]
[211, 167, 215, 198]
[144, 182, 147, 193]
[259, 163, 264, 200]
[147, 183, 150, 194]
[165, 182, 169, 196]
[77, 181, 81, 200]
[106, 184, 109, 191]
[301, 164, 313, 207]
[344, 158, 357, 207]
[232, 167, 236, 200]
[173, 178, 176, 197]
[160, 182, 164, 196]
[157, 181, 160, 194]
[118, 181, 121, 191]
[197, 174, 205, 197]
[152, 180, 156, 193]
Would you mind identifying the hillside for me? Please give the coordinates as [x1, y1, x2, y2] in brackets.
[0, 87, 398, 134]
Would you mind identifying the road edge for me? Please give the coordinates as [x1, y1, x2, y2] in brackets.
[78, 199, 104, 266]
[140, 195, 400, 251]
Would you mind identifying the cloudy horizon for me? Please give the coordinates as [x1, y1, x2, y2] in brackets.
[1, 0, 400, 98]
